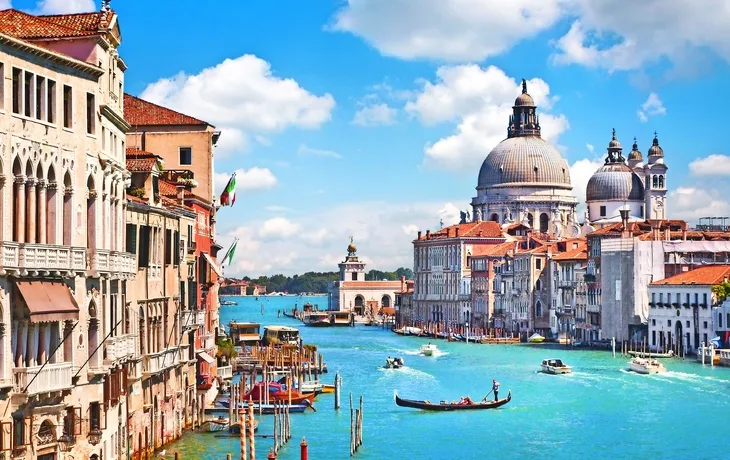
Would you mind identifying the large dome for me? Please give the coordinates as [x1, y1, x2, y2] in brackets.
[477, 136, 572, 189]
[586, 161, 644, 201]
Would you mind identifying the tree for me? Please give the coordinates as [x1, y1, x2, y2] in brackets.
[712, 281, 730, 304]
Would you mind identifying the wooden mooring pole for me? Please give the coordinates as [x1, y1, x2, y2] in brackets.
[334, 372, 341, 410]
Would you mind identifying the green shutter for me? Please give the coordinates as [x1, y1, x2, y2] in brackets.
[139, 226, 150, 268]
[125, 224, 137, 255]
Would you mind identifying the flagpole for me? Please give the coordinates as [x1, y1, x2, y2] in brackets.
[221, 238, 239, 267]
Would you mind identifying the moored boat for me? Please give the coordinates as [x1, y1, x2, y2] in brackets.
[540, 358, 572, 374]
[628, 350, 674, 358]
[394, 391, 511, 411]
[243, 381, 316, 404]
[229, 321, 261, 346]
[330, 311, 354, 327]
[229, 419, 260, 434]
[304, 312, 331, 327]
[627, 356, 667, 374]
[201, 416, 229, 432]
[420, 343, 438, 356]
[528, 333, 545, 343]
[218, 400, 310, 414]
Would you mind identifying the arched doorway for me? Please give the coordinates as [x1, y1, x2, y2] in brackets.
[527, 213, 534, 228]
[490, 213, 499, 222]
[88, 301, 100, 369]
[63, 171, 73, 245]
[381, 295, 391, 308]
[539, 213, 549, 233]
[354, 295, 364, 316]
[675, 321, 683, 352]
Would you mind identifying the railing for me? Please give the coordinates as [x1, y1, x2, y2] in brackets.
[88, 250, 137, 275]
[142, 347, 180, 376]
[104, 334, 137, 365]
[128, 360, 143, 380]
[218, 365, 233, 380]
[180, 309, 205, 329]
[559, 280, 577, 289]
[187, 241, 197, 254]
[16, 244, 86, 272]
[0, 241, 19, 268]
[586, 304, 600, 313]
[14, 362, 73, 395]
[556, 307, 574, 316]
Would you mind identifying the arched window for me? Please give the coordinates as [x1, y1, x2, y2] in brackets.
[88, 301, 100, 369]
[24, 159, 34, 243]
[536, 279, 542, 291]
[38, 419, 56, 445]
[652, 175, 658, 188]
[536, 300, 542, 317]
[539, 213, 549, 233]
[381, 295, 391, 308]
[527, 214, 534, 228]
[63, 172, 73, 245]
[658, 175, 664, 188]
[87, 175, 97, 250]
[490, 213, 499, 222]
[11, 156, 22, 242]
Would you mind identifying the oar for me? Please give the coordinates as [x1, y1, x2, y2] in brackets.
[304, 400, 317, 412]
[481, 390, 493, 401]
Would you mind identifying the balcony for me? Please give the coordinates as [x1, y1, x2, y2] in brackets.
[104, 334, 137, 366]
[559, 280, 577, 289]
[556, 307, 574, 316]
[187, 240, 197, 254]
[218, 365, 233, 380]
[587, 304, 600, 313]
[180, 309, 205, 330]
[0, 243, 86, 275]
[128, 360, 143, 381]
[14, 362, 73, 395]
[88, 250, 137, 276]
[142, 348, 180, 376]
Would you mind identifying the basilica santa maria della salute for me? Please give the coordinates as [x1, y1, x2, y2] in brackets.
[468, 79, 668, 233]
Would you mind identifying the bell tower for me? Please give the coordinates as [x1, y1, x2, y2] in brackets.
[644, 133, 668, 220]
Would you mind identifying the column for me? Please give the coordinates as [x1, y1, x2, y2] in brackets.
[26, 178, 36, 244]
[38, 323, 47, 364]
[102, 190, 109, 250]
[37, 180, 47, 244]
[24, 323, 33, 367]
[46, 181, 58, 245]
[14, 177, 26, 244]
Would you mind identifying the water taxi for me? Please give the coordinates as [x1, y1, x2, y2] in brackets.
[540, 358, 572, 374]
[262, 326, 300, 346]
[627, 356, 667, 374]
[420, 343, 438, 356]
[228, 321, 261, 346]
[330, 311, 354, 327]
[304, 312, 331, 327]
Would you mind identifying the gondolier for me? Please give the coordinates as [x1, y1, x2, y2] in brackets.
[492, 379, 500, 401]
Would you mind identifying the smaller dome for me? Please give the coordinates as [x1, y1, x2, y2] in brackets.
[628, 137, 643, 161]
[608, 128, 621, 149]
[648, 133, 663, 157]
[586, 163, 644, 202]
[347, 243, 357, 253]
[514, 78, 535, 107]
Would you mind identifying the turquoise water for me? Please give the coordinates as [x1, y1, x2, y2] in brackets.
[168, 295, 728, 459]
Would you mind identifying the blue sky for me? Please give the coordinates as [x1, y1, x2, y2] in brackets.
[10, 0, 730, 275]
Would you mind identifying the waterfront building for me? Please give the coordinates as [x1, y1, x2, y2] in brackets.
[327, 239, 401, 315]
[412, 222, 506, 327]
[0, 5, 141, 459]
[713, 299, 730, 348]
[648, 265, 730, 352]
[394, 277, 415, 325]
[470, 242, 514, 330]
[470, 80, 578, 237]
[220, 279, 265, 296]
[549, 241, 587, 341]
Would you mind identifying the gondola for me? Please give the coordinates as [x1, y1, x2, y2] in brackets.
[394, 390, 511, 411]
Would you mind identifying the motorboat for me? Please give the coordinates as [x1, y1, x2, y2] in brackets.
[201, 416, 229, 432]
[243, 381, 316, 404]
[304, 312, 331, 327]
[228, 321, 261, 346]
[528, 333, 545, 343]
[218, 400, 310, 414]
[262, 326, 300, 346]
[420, 343, 438, 356]
[384, 357, 405, 369]
[627, 356, 667, 374]
[228, 419, 260, 435]
[220, 300, 237, 306]
[628, 350, 674, 358]
[540, 358, 572, 375]
[394, 390, 511, 411]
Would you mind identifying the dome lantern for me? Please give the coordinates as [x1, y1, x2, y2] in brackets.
[647, 131, 664, 158]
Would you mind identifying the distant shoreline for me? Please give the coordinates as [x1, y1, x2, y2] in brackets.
[219, 293, 327, 297]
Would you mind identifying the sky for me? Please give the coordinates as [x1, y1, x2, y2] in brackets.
[9, 0, 730, 276]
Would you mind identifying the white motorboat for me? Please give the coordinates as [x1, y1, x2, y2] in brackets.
[627, 356, 666, 374]
[201, 416, 229, 432]
[540, 358, 572, 374]
[420, 343, 438, 356]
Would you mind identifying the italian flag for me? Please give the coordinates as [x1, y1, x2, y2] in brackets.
[222, 239, 238, 266]
[220, 173, 237, 206]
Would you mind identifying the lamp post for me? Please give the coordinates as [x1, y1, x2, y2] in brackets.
[465, 322, 469, 344]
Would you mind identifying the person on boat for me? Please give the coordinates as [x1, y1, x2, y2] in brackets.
[459, 396, 473, 405]
[492, 379, 500, 401]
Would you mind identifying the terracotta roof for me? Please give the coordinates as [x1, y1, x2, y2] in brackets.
[416, 221, 504, 241]
[125, 148, 160, 172]
[552, 247, 588, 262]
[470, 242, 515, 257]
[0, 9, 114, 40]
[650, 265, 730, 286]
[124, 93, 209, 127]
[340, 281, 403, 289]
[159, 180, 178, 197]
[126, 193, 146, 204]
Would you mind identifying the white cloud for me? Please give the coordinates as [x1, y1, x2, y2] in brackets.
[258, 217, 301, 240]
[0, 0, 11, 9]
[218, 199, 465, 276]
[406, 65, 568, 170]
[352, 103, 397, 127]
[689, 154, 730, 177]
[214, 167, 278, 195]
[569, 157, 604, 217]
[36, 0, 94, 14]
[637, 93, 666, 123]
[668, 187, 730, 222]
[297, 144, 342, 159]
[586, 144, 594, 154]
[330, 0, 564, 61]
[140, 55, 335, 156]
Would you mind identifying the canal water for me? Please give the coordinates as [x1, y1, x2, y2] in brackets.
[168, 295, 728, 459]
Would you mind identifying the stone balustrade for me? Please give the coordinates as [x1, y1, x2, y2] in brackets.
[218, 365, 233, 380]
[104, 334, 137, 365]
[88, 249, 137, 275]
[14, 362, 73, 395]
[180, 309, 205, 329]
[142, 347, 180, 376]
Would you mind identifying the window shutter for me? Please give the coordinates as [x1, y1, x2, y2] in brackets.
[174, 230, 180, 265]
[139, 226, 150, 268]
[180, 281, 186, 309]
[0, 421, 10, 452]
[103, 375, 110, 407]
[126, 224, 137, 254]
[73, 407, 82, 436]
[165, 229, 172, 265]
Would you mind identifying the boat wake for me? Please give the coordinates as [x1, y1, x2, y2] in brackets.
[377, 366, 435, 381]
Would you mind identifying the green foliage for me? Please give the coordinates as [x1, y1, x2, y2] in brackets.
[233, 267, 413, 294]
[128, 187, 146, 199]
[216, 338, 237, 361]
[712, 281, 730, 304]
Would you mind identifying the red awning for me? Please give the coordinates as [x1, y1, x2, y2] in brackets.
[16, 281, 79, 323]
[381, 307, 396, 316]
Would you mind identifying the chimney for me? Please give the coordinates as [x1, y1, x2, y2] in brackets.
[426, 230, 430, 239]
[455, 227, 460, 237]
[418, 231, 422, 240]
[680, 221, 688, 241]
[619, 209, 630, 238]
[176, 184, 185, 203]
[664, 226, 670, 241]
[401, 275, 406, 292]
[649, 219, 661, 241]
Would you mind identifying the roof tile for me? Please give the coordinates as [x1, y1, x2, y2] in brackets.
[124, 93, 209, 127]
[650, 265, 730, 286]
[0, 9, 113, 40]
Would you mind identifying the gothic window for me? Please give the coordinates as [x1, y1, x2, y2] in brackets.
[658, 175, 664, 188]
[536, 300, 542, 317]
[539, 213, 549, 233]
[652, 175, 658, 188]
